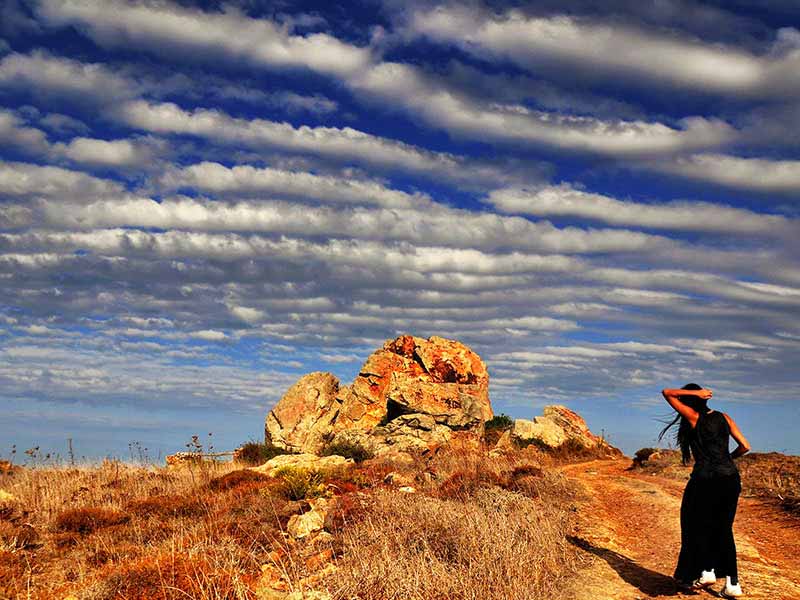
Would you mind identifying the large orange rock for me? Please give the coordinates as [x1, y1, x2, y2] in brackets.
[335, 334, 492, 432]
[265, 334, 492, 454]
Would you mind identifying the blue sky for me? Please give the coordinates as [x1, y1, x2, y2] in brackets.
[1, 0, 799, 460]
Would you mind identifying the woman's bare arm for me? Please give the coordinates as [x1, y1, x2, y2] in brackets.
[661, 388, 712, 428]
[724, 413, 751, 459]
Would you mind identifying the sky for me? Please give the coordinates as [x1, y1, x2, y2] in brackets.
[1, 0, 799, 461]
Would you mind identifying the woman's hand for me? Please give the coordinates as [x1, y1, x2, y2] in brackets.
[697, 388, 713, 400]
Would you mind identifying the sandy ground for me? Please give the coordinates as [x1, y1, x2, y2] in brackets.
[560, 459, 800, 600]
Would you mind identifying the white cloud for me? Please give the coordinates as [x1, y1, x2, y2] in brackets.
[158, 161, 431, 209]
[351, 61, 734, 155]
[19, 194, 671, 255]
[0, 109, 49, 154]
[0, 50, 138, 104]
[28, 5, 737, 157]
[118, 100, 525, 186]
[52, 136, 160, 167]
[407, 5, 800, 97]
[655, 153, 800, 193]
[487, 184, 794, 234]
[36, 0, 372, 78]
[0, 160, 124, 199]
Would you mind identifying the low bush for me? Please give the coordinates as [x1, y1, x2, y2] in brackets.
[437, 469, 509, 499]
[234, 441, 289, 466]
[54, 507, 130, 534]
[273, 467, 327, 501]
[320, 438, 374, 463]
[484, 414, 514, 431]
[208, 469, 270, 492]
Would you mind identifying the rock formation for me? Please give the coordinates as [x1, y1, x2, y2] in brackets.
[264, 333, 620, 459]
[265, 334, 492, 455]
[510, 405, 621, 456]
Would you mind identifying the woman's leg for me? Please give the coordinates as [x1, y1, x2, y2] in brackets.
[717, 474, 742, 584]
[675, 477, 710, 581]
[691, 477, 716, 573]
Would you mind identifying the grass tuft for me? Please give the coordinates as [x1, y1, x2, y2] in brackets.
[54, 507, 130, 534]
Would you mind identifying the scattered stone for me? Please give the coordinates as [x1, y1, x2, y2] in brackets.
[286, 590, 331, 600]
[304, 547, 334, 571]
[165, 452, 203, 468]
[383, 471, 415, 487]
[251, 453, 353, 477]
[287, 497, 331, 539]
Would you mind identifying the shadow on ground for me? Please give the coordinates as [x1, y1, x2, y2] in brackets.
[568, 536, 691, 597]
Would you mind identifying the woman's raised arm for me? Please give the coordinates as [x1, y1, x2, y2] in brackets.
[662, 387, 712, 428]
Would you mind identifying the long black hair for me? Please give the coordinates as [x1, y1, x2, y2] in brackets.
[657, 383, 709, 465]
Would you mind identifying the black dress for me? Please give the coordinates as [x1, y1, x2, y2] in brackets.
[674, 410, 741, 583]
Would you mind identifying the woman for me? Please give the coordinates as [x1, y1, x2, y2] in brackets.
[658, 383, 750, 598]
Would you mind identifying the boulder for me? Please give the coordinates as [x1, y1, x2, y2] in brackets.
[265, 372, 341, 453]
[543, 405, 602, 448]
[251, 453, 353, 477]
[511, 417, 567, 449]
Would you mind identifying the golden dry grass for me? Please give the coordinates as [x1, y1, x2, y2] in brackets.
[0, 445, 587, 600]
[631, 449, 800, 516]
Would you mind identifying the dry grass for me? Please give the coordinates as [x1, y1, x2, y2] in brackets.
[737, 452, 800, 515]
[0, 445, 587, 600]
[327, 488, 580, 600]
[631, 449, 800, 516]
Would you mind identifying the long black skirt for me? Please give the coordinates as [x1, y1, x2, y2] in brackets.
[674, 472, 741, 582]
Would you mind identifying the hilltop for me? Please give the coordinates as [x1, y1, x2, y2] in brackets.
[1, 335, 797, 599]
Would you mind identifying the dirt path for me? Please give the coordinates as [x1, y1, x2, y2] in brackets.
[560, 459, 800, 600]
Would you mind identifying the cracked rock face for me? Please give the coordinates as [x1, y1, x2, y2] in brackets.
[264, 334, 492, 455]
[264, 372, 341, 454]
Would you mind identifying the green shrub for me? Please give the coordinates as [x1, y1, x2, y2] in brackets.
[484, 414, 513, 431]
[273, 467, 327, 501]
[321, 439, 374, 463]
[235, 441, 289, 466]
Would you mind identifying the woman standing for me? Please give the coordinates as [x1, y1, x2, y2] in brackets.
[659, 383, 750, 597]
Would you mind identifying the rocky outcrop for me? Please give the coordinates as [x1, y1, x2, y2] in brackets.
[510, 405, 621, 456]
[264, 334, 491, 456]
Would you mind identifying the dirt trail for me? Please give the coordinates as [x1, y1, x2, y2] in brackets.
[560, 459, 800, 600]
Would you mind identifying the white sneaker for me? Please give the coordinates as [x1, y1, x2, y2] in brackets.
[692, 569, 716, 588]
[720, 576, 743, 597]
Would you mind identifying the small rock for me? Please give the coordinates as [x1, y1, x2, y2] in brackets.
[398, 486, 416, 493]
[383, 471, 415, 487]
[304, 547, 334, 571]
[286, 591, 331, 600]
[287, 498, 331, 539]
